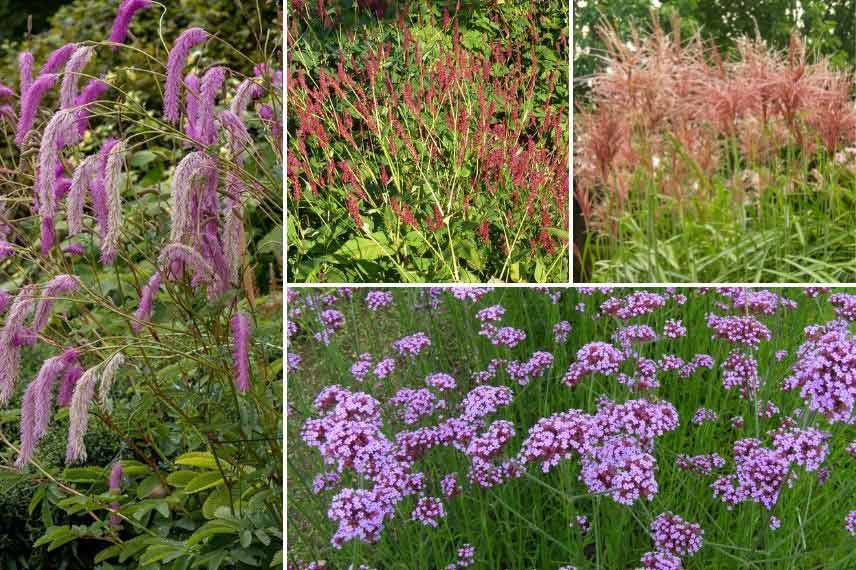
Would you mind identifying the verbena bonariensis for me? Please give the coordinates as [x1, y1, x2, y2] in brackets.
[574, 17, 856, 234]
[287, 1, 568, 282]
[0, 0, 283, 565]
[288, 286, 856, 569]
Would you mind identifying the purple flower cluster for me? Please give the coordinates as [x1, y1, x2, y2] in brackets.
[562, 342, 624, 387]
[783, 327, 856, 423]
[506, 351, 554, 385]
[712, 438, 798, 510]
[720, 350, 759, 396]
[676, 453, 726, 476]
[846, 511, 856, 536]
[829, 293, 856, 321]
[365, 290, 394, 311]
[600, 291, 666, 320]
[706, 314, 771, 348]
[411, 496, 445, 527]
[641, 550, 683, 570]
[392, 332, 431, 357]
[663, 319, 687, 339]
[553, 320, 571, 343]
[425, 372, 457, 392]
[614, 324, 657, 349]
[650, 512, 704, 557]
[390, 388, 446, 425]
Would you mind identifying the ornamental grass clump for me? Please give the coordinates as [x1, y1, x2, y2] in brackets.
[0, 0, 282, 566]
[288, 287, 856, 569]
[287, 0, 569, 283]
[575, 16, 856, 282]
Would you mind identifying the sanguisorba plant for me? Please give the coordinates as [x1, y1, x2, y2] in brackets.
[287, 1, 569, 283]
[575, 16, 856, 283]
[0, 1, 283, 567]
[287, 287, 856, 570]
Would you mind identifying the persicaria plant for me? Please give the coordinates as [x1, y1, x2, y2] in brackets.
[287, 1, 569, 283]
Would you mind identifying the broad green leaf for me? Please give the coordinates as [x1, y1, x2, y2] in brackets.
[185, 471, 225, 494]
[175, 451, 219, 470]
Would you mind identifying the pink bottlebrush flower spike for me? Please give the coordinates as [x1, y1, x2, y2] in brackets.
[110, 0, 154, 48]
[0, 285, 38, 405]
[40, 43, 77, 75]
[16, 349, 78, 468]
[158, 242, 218, 291]
[100, 140, 125, 265]
[170, 151, 216, 242]
[164, 27, 210, 123]
[132, 271, 162, 332]
[67, 154, 99, 236]
[36, 110, 80, 253]
[60, 46, 95, 109]
[196, 66, 227, 145]
[16, 74, 58, 145]
[74, 78, 110, 134]
[30, 274, 81, 334]
[66, 352, 124, 463]
[57, 364, 83, 407]
[230, 312, 251, 393]
[18, 52, 34, 97]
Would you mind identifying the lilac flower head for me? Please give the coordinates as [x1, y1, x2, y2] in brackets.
[783, 328, 856, 423]
[373, 357, 395, 379]
[164, 27, 210, 123]
[365, 291, 394, 311]
[706, 314, 771, 348]
[649, 512, 704, 556]
[328, 487, 390, 548]
[411, 496, 445, 527]
[692, 407, 718, 426]
[829, 293, 856, 321]
[553, 320, 571, 343]
[441, 473, 460, 497]
[663, 319, 687, 339]
[641, 551, 683, 570]
[846, 511, 856, 536]
[580, 435, 658, 505]
[392, 332, 431, 357]
[466, 420, 515, 459]
[518, 409, 592, 472]
[460, 385, 513, 421]
[110, 0, 154, 48]
[600, 291, 665, 320]
[425, 372, 456, 392]
[390, 388, 444, 425]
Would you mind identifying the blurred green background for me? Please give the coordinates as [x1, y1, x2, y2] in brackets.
[574, 0, 856, 85]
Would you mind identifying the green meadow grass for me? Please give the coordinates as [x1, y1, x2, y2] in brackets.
[579, 146, 856, 284]
[287, 288, 856, 569]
